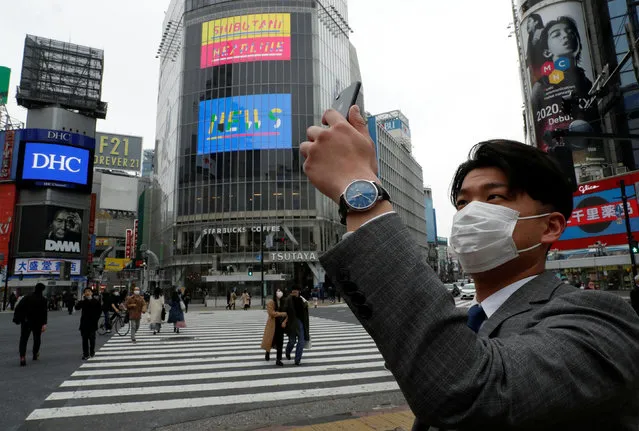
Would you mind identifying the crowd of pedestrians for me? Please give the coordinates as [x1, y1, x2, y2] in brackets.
[11, 283, 189, 366]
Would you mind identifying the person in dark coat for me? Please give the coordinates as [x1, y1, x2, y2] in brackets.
[100, 290, 113, 333]
[167, 291, 185, 333]
[283, 286, 310, 366]
[63, 290, 75, 314]
[9, 291, 17, 310]
[16, 283, 48, 366]
[75, 287, 102, 360]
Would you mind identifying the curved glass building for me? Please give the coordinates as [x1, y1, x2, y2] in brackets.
[152, 0, 362, 296]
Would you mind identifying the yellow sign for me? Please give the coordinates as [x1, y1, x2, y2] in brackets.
[104, 258, 129, 272]
[96, 238, 110, 247]
[94, 133, 142, 171]
[202, 13, 291, 45]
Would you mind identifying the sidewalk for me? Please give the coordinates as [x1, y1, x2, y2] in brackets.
[257, 406, 415, 431]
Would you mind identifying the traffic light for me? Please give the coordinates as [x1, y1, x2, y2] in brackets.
[631, 240, 639, 254]
[248, 266, 253, 276]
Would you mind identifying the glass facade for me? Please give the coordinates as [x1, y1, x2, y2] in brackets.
[153, 0, 357, 297]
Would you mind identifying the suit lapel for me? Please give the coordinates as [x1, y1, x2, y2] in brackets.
[477, 271, 562, 337]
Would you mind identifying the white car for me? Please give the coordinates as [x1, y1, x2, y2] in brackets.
[459, 283, 476, 300]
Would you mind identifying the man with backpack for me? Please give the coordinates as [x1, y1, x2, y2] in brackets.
[13, 283, 48, 366]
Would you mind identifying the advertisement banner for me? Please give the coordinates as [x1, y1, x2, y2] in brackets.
[14, 258, 81, 276]
[0, 130, 15, 180]
[104, 257, 129, 272]
[0, 184, 16, 267]
[0, 66, 10, 105]
[520, 1, 602, 163]
[18, 142, 92, 190]
[18, 206, 84, 255]
[133, 219, 138, 259]
[125, 229, 132, 259]
[200, 13, 291, 68]
[554, 172, 639, 250]
[94, 133, 142, 171]
[198, 93, 292, 154]
[88, 193, 96, 264]
[95, 238, 110, 247]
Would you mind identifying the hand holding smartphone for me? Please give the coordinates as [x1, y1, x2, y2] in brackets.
[331, 81, 362, 121]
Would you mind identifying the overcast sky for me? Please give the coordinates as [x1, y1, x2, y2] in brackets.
[3, 0, 524, 238]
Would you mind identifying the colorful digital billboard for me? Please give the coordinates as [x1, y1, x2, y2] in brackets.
[553, 172, 639, 250]
[200, 13, 291, 68]
[198, 93, 292, 154]
[519, 1, 603, 164]
[18, 205, 85, 256]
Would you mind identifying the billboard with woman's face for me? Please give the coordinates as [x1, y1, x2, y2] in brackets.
[520, 1, 604, 163]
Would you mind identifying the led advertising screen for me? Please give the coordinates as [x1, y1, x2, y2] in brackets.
[198, 93, 292, 154]
[18, 142, 92, 191]
[520, 1, 602, 163]
[200, 13, 291, 68]
[0, 183, 16, 266]
[18, 205, 85, 256]
[553, 173, 639, 250]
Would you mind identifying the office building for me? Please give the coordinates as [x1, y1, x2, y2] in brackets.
[153, 0, 361, 293]
[368, 110, 428, 251]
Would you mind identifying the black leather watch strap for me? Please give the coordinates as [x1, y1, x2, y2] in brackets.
[339, 182, 390, 225]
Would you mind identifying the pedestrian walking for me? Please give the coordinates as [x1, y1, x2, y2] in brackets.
[124, 287, 147, 342]
[230, 290, 237, 310]
[14, 283, 48, 367]
[148, 287, 166, 334]
[226, 290, 232, 310]
[283, 286, 310, 366]
[63, 290, 75, 315]
[241, 289, 251, 310]
[75, 287, 101, 360]
[9, 291, 17, 310]
[167, 291, 186, 333]
[100, 289, 113, 333]
[183, 291, 191, 313]
[261, 288, 288, 366]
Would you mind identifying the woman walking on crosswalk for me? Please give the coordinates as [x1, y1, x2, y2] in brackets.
[167, 291, 186, 333]
[148, 287, 165, 335]
[261, 288, 288, 366]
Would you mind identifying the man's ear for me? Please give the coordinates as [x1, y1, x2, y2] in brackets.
[541, 212, 566, 246]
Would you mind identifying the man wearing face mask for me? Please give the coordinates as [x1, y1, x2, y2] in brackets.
[75, 287, 102, 360]
[124, 287, 147, 343]
[300, 106, 639, 430]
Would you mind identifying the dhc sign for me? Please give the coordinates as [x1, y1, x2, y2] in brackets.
[21, 142, 90, 185]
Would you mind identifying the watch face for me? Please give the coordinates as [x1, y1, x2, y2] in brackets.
[345, 180, 378, 210]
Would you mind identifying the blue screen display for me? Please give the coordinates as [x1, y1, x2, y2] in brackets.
[198, 93, 292, 154]
[21, 142, 90, 185]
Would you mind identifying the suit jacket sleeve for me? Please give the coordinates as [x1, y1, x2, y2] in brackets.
[320, 213, 639, 429]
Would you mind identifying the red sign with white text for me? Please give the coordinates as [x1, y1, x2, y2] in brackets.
[0, 183, 16, 266]
[125, 229, 132, 259]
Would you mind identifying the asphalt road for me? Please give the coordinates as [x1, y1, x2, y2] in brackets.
[0, 306, 111, 431]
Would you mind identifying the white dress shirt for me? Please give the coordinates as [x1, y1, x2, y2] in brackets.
[478, 274, 539, 318]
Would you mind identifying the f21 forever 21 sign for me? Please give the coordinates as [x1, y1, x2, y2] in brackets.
[18, 205, 85, 256]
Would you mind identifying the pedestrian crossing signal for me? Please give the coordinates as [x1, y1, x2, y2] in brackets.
[248, 266, 253, 276]
[632, 241, 639, 254]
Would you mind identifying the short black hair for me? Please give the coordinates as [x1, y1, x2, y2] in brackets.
[35, 283, 46, 293]
[450, 140, 573, 220]
[84, 287, 93, 293]
[540, 16, 582, 62]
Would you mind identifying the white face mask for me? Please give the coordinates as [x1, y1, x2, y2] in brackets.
[134, 290, 140, 295]
[450, 201, 550, 274]
[276, 291, 283, 299]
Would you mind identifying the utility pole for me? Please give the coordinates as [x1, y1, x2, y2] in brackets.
[260, 227, 265, 310]
[620, 180, 637, 278]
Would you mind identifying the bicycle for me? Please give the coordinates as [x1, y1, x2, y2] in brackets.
[98, 311, 130, 336]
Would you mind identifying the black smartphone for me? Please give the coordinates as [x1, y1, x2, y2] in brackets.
[331, 81, 362, 121]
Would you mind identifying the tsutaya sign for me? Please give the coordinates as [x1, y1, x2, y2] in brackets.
[203, 225, 280, 235]
[269, 251, 318, 262]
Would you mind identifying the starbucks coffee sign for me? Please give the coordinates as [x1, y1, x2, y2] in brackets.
[269, 251, 318, 262]
[203, 225, 280, 235]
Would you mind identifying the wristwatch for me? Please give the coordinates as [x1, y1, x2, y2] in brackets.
[338, 180, 391, 225]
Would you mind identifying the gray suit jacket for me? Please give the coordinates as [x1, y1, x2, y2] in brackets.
[319, 214, 639, 430]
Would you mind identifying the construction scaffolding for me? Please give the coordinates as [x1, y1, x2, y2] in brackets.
[0, 105, 23, 131]
[16, 35, 107, 118]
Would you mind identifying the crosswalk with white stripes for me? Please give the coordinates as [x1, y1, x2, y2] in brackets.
[25, 311, 399, 424]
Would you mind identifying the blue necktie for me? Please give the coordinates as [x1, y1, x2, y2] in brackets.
[467, 304, 487, 333]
